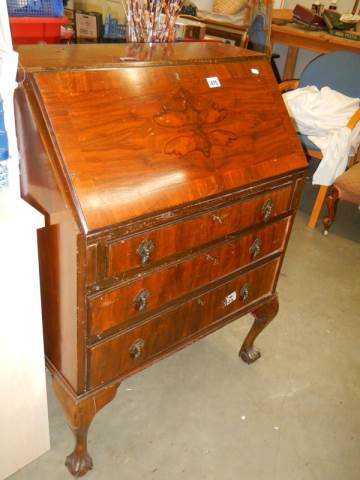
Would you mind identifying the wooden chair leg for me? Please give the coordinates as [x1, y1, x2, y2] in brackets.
[348, 154, 357, 168]
[323, 186, 340, 235]
[349, 146, 360, 166]
[308, 185, 328, 229]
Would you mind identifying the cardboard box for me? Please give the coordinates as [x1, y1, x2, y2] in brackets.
[75, 11, 102, 42]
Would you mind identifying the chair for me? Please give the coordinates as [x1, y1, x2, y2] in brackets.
[323, 161, 360, 234]
[279, 51, 360, 229]
[245, 0, 281, 82]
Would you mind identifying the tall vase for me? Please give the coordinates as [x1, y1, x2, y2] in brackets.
[126, 0, 182, 43]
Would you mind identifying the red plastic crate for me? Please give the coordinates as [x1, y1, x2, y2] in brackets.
[9, 16, 67, 44]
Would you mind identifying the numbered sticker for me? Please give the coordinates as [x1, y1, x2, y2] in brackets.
[223, 291, 237, 307]
[206, 76, 221, 88]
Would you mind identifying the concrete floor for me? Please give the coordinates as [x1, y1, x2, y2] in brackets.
[9, 173, 360, 480]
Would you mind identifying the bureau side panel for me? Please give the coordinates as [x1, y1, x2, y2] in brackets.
[15, 84, 86, 395]
[37, 220, 85, 393]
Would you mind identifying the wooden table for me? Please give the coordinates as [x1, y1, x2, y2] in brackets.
[271, 23, 360, 79]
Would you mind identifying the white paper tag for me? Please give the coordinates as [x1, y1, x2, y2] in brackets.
[251, 68, 260, 75]
[223, 291, 237, 307]
[206, 76, 221, 88]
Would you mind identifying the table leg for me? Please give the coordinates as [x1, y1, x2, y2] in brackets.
[283, 46, 299, 80]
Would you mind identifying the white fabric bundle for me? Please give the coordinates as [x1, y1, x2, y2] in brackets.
[282, 86, 360, 186]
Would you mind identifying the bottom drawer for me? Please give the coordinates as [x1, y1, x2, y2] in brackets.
[88, 259, 279, 388]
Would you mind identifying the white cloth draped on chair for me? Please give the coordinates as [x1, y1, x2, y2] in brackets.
[283, 85, 360, 186]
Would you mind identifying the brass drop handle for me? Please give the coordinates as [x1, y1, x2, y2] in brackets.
[262, 199, 274, 222]
[136, 239, 155, 266]
[250, 238, 262, 260]
[240, 283, 250, 303]
[133, 288, 150, 312]
[129, 338, 145, 360]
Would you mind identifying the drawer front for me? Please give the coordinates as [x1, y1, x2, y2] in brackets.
[106, 184, 293, 279]
[88, 259, 279, 388]
[89, 219, 289, 337]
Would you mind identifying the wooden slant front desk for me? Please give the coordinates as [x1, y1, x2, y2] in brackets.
[15, 43, 307, 477]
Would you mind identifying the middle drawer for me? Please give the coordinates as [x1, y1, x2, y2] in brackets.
[88, 218, 289, 337]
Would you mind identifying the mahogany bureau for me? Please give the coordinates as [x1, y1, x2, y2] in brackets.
[15, 43, 307, 476]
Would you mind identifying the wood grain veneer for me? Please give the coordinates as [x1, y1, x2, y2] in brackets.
[15, 43, 307, 477]
[89, 219, 288, 337]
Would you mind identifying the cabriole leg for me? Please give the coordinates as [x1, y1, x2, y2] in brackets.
[52, 376, 120, 477]
[239, 296, 279, 364]
[65, 422, 92, 477]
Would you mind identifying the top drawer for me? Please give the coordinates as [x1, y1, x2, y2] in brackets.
[100, 184, 293, 281]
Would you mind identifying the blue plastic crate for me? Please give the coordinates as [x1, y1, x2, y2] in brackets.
[103, 14, 126, 40]
[7, 0, 64, 17]
[0, 100, 9, 162]
[0, 99, 9, 191]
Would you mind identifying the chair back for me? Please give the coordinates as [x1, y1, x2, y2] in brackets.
[299, 51, 360, 98]
[246, 0, 272, 55]
[247, 14, 267, 52]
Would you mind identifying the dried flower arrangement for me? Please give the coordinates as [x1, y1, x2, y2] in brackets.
[124, 0, 184, 42]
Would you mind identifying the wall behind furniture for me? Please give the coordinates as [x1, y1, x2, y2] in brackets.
[0, 6, 50, 479]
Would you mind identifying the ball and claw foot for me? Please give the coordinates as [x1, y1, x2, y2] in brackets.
[65, 451, 93, 477]
[239, 346, 261, 364]
[52, 376, 120, 477]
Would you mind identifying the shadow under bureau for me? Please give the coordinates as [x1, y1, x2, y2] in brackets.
[15, 43, 307, 476]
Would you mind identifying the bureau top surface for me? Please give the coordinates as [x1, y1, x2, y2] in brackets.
[26, 44, 306, 233]
[17, 43, 261, 71]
